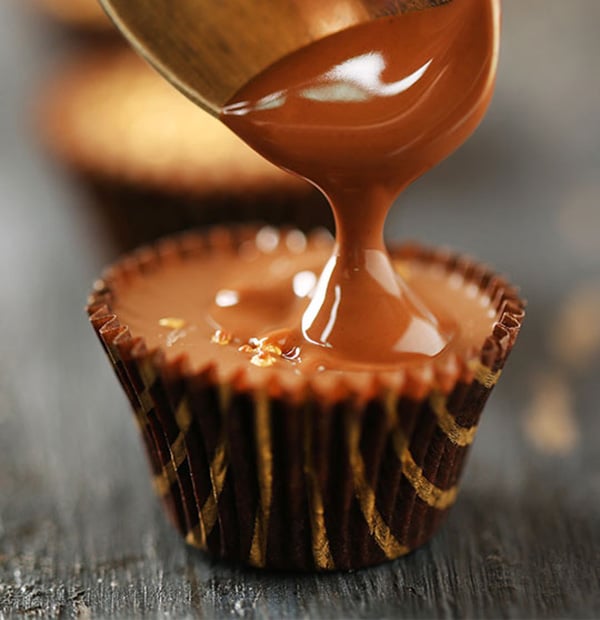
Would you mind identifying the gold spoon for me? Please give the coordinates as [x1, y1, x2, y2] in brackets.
[98, 0, 451, 117]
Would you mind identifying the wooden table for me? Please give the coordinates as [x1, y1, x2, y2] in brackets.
[1, 2, 598, 617]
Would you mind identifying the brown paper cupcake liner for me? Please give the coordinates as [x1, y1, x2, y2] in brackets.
[87, 227, 524, 571]
[84, 174, 333, 252]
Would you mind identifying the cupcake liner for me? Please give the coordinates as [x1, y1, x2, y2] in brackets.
[85, 174, 333, 252]
[88, 309, 187, 534]
[87, 227, 524, 571]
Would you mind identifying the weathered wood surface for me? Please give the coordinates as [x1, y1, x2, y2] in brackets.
[1, 1, 599, 617]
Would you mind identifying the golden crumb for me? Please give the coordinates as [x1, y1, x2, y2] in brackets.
[159, 317, 186, 330]
[238, 337, 283, 367]
[211, 329, 232, 346]
[262, 343, 282, 356]
[250, 352, 278, 368]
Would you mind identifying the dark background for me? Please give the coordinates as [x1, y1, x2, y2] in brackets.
[1, 1, 599, 617]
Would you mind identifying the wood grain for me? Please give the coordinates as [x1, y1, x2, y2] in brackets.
[99, 0, 452, 114]
[1, 1, 599, 617]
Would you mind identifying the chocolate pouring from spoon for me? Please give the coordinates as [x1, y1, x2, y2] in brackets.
[97, 0, 501, 365]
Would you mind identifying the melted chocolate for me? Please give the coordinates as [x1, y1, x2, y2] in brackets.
[113, 232, 497, 376]
[218, 0, 499, 367]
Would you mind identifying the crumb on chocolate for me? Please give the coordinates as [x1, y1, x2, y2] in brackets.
[159, 317, 187, 330]
[211, 329, 232, 346]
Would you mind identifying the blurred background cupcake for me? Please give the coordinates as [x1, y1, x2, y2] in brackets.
[30, 0, 329, 251]
[38, 47, 329, 250]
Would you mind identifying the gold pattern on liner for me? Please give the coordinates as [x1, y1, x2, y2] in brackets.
[158, 400, 194, 502]
[153, 445, 184, 500]
[139, 361, 159, 393]
[175, 399, 193, 434]
[135, 357, 159, 420]
[134, 367, 168, 499]
[429, 392, 478, 447]
[303, 408, 335, 570]
[194, 385, 232, 543]
[193, 499, 209, 550]
[153, 472, 170, 497]
[161, 418, 231, 547]
[160, 430, 189, 499]
[153, 458, 177, 498]
[130, 366, 154, 429]
[249, 390, 274, 567]
[159, 317, 186, 330]
[185, 523, 206, 550]
[172, 396, 211, 546]
[186, 387, 232, 547]
[199, 494, 217, 540]
[468, 360, 502, 389]
[170, 433, 187, 469]
[346, 413, 409, 559]
[392, 430, 458, 510]
[162, 456, 179, 488]
[203, 433, 229, 538]
[138, 389, 155, 416]
[208, 439, 228, 505]
[384, 391, 458, 510]
[196, 453, 228, 542]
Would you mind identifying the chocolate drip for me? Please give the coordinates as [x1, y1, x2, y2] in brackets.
[221, 0, 499, 367]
